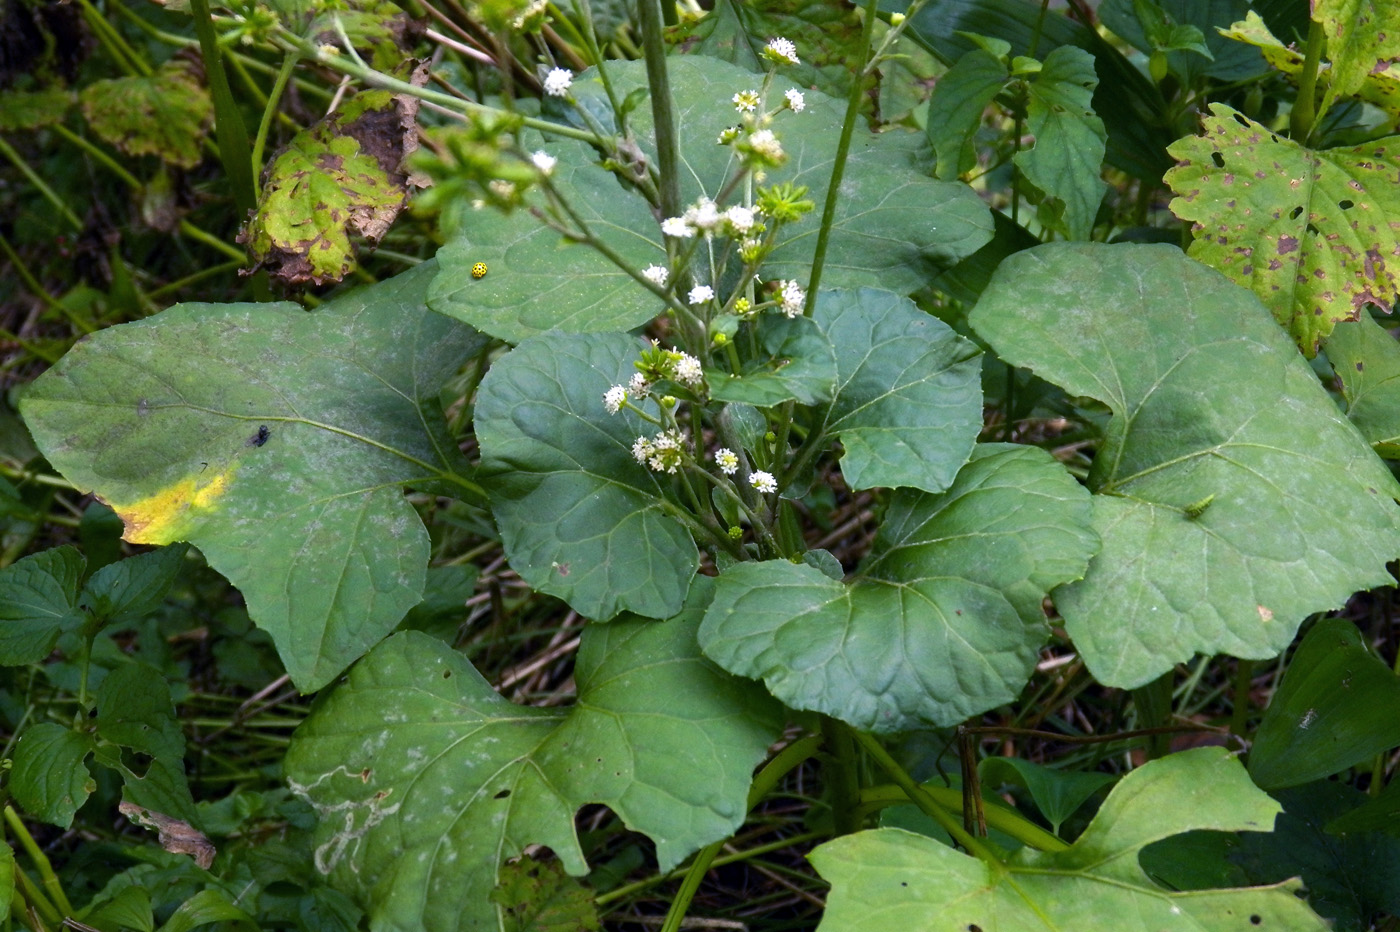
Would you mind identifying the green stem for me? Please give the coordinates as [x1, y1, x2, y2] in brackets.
[178, 221, 248, 263]
[637, 0, 680, 220]
[1229, 658, 1254, 739]
[859, 784, 1068, 852]
[563, 0, 627, 135]
[1026, 0, 1052, 59]
[1290, 18, 1326, 142]
[49, 124, 141, 189]
[75, 0, 149, 76]
[822, 717, 863, 835]
[251, 52, 300, 186]
[803, 0, 879, 316]
[6, 806, 74, 916]
[189, 0, 258, 219]
[851, 730, 998, 864]
[0, 135, 83, 231]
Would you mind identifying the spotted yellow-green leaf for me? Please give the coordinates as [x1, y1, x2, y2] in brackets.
[79, 60, 212, 169]
[19, 262, 486, 691]
[1314, 0, 1400, 116]
[811, 748, 1329, 932]
[1165, 103, 1400, 354]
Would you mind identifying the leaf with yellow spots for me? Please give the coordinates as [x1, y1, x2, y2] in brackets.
[1164, 103, 1400, 355]
[19, 261, 488, 691]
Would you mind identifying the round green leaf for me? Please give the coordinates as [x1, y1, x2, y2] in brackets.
[285, 583, 781, 932]
[699, 444, 1096, 733]
[970, 242, 1400, 689]
[20, 262, 486, 691]
[811, 748, 1329, 931]
[815, 288, 983, 493]
[475, 332, 699, 620]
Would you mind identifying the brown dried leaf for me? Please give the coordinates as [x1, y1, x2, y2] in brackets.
[119, 800, 216, 869]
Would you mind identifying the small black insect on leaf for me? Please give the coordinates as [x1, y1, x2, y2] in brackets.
[248, 425, 271, 447]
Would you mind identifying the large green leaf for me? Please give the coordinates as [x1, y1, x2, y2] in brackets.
[1165, 103, 1400, 354]
[284, 585, 781, 932]
[1014, 46, 1108, 241]
[1248, 618, 1400, 789]
[474, 332, 699, 621]
[430, 57, 992, 343]
[814, 288, 983, 493]
[20, 262, 486, 691]
[11, 723, 95, 827]
[811, 747, 1329, 931]
[1325, 313, 1400, 458]
[699, 444, 1096, 733]
[0, 546, 85, 666]
[79, 60, 212, 169]
[970, 242, 1400, 689]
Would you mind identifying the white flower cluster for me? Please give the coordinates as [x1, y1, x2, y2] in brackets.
[750, 470, 778, 493]
[543, 67, 573, 97]
[777, 280, 806, 317]
[632, 430, 686, 474]
[530, 150, 557, 175]
[765, 37, 800, 65]
[642, 264, 669, 287]
[603, 384, 627, 414]
[714, 448, 739, 475]
[662, 198, 766, 241]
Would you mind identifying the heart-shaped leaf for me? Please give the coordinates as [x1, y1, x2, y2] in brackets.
[20, 261, 487, 691]
[699, 444, 1096, 733]
[811, 748, 1329, 931]
[284, 581, 781, 932]
[815, 288, 983, 493]
[970, 242, 1400, 688]
[474, 331, 699, 620]
[1165, 103, 1400, 354]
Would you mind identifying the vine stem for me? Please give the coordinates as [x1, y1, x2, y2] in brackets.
[652, 734, 823, 931]
[251, 52, 300, 186]
[851, 730, 1000, 865]
[1290, 18, 1327, 142]
[858, 784, 1069, 852]
[5, 806, 73, 916]
[802, 0, 880, 317]
[638, 0, 681, 222]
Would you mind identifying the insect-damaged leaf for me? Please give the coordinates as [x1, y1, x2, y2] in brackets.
[19, 261, 485, 690]
[240, 66, 426, 286]
[1165, 103, 1400, 354]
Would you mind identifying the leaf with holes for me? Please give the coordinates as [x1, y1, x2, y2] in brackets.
[284, 581, 781, 932]
[970, 242, 1400, 688]
[1314, 0, 1400, 114]
[811, 748, 1330, 932]
[1165, 103, 1400, 354]
[19, 261, 486, 691]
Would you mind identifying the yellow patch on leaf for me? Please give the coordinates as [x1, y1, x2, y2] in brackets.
[107, 467, 234, 544]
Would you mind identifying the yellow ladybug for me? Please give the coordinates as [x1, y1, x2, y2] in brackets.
[471, 262, 488, 279]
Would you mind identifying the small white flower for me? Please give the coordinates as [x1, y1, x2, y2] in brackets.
[750, 470, 778, 493]
[686, 197, 722, 233]
[661, 216, 695, 238]
[746, 129, 785, 162]
[732, 90, 760, 113]
[543, 67, 573, 97]
[724, 205, 756, 235]
[784, 89, 805, 112]
[778, 279, 805, 317]
[317, 43, 340, 58]
[689, 284, 715, 305]
[765, 37, 800, 65]
[488, 179, 517, 198]
[511, 0, 547, 28]
[714, 448, 739, 475]
[603, 385, 626, 414]
[629, 371, 650, 393]
[673, 352, 703, 386]
[642, 264, 669, 287]
[631, 436, 652, 464]
[718, 126, 741, 145]
[647, 431, 684, 474]
[530, 150, 557, 175]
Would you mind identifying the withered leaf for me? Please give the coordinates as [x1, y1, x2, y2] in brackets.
[118, 800, 216, 869]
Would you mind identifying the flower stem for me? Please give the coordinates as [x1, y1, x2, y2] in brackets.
[637, 0, 681, 220]
[1290, 17, 1326, 143]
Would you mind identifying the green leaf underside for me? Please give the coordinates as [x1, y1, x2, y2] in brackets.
[19, 262, 486, 691]
[11, 723, 95, 827]
[1314, 0, 1400, 112]
[1165, 103, 1400, 354]
[1326, 313, 1400, 457]
[79, 60, 212, 169]
[1014, 45, 1108, 241]
[699, 444, 1096, 733]
[1248, 618, 1400, 789]
[474, 331, 699, 621]
[285, 589, 781, 932]
[430, 57, 993, 343]
[708, 314, 837, 406]
[970, 242, 1400, 689]
[811, 747, 1329, 932]
[815, 288, 983, 493]
[0, 546, 85, 665]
